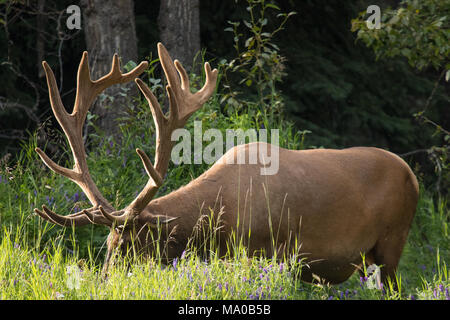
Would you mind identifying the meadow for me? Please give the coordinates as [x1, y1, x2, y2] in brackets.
[0, 91, 448, 301]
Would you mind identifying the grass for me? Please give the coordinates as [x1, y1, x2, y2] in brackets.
[0, 229, 299, 300]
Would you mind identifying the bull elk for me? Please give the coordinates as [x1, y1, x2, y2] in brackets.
[34, 43, 419, 285]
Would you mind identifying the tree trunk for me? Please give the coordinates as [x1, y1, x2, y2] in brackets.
[158, 0, 200, 72]
[80, 0, 138, 140]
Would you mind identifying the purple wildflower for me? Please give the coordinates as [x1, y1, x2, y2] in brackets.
[46, 196, 54, 206]
[172, 257, 178, 271]
[359, 276, 367, 288]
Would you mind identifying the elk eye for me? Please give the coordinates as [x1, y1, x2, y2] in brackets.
[114, 225, 125, 233]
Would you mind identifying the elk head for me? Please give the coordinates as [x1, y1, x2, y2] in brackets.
[34, 43, 218, 271]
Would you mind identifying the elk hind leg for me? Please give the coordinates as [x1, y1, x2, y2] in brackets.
[371, 234, 409, 290]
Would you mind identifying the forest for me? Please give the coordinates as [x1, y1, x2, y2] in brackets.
[0, 0, 449, 302]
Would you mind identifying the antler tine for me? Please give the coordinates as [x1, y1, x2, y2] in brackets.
[34, 206, 101, 227]
[157, 43, 181, 96]
[42, 61, 71, 128]
[196, 62, 218, 104]
[123, 148, 163, 215]
[74, 51, 149, 120]
[94, 54, 149, 90]
[35, 52, 148, 228]
[136, 148, 163, 186]
[35, 147, 79, 180]
[157, 42, 218, 123]
[134, 78, 168, 128]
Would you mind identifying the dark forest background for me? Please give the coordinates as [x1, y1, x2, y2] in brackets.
[0, 0, 448, 190]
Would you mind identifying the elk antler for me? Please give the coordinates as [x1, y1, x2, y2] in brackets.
[35, 43, 217, 229]
[34, 52, 148, 227]
[101, 42, 218, 225]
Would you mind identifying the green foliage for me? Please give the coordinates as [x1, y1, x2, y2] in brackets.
[351, 0, 450, 72]
[220, 0, 295, 112]
[216, 0, 305, 152]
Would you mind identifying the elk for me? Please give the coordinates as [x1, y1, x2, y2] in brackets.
[34, 43, 419, 285]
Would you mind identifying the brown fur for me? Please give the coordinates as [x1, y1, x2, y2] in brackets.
[123, 142, 419, 284]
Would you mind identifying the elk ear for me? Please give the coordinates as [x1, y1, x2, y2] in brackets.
[148, 215, 179, 227]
